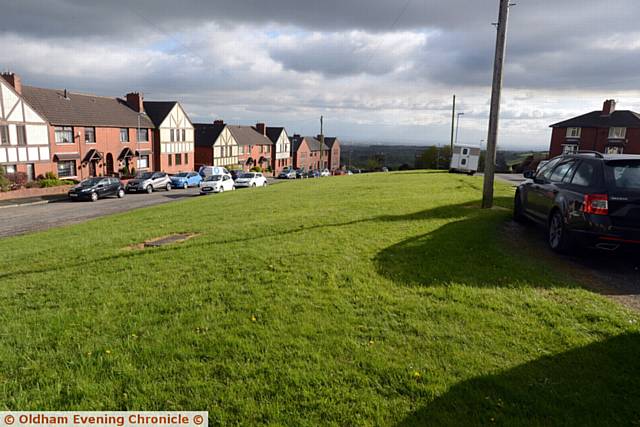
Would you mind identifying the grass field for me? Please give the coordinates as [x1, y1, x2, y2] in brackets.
[1, 171, 639, 425]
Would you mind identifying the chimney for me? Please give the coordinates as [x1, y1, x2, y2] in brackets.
[1, 72, 22, 95]
[214, 119, 225, 126]
[125, 92, 144, 112]
[255, 123, 266, 136]
[602, 99, 616, 117]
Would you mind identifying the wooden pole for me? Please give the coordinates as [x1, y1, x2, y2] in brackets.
[450, 94, 456, 151]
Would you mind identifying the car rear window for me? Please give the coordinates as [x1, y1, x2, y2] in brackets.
[549, 160, 576, 183]
[571, 161, 596, 187]
[606, 160, 640, 190]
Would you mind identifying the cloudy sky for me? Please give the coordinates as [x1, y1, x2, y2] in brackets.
[2, 0, 640, 149]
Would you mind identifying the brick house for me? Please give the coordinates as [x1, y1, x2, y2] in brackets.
[143, 99, 195, 174]
[227, 124, 273, 172]
[265, 125, 292, 175]
[0, 73, 51, 180]
[291, 135, 329, 171]
[18, 78, 155, 180]
[323, 137, 341, 171]
[549, 100, 640, 157]
[194, 120, 239, 169]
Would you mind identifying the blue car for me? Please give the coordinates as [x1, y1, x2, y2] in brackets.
[170, 172, 202, 189]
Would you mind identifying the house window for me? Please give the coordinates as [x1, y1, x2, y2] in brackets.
[606, 146, 623, 155]
[4, 164, 16, 174]
[168, 154, 173, 166]
[566, 127, 581, 138]
[562, 144, 578, 154]
[609, 127, 626, 139]
[170, 129, 175, 142]
[84, 127, 95, 143]
[57, 160, 76, 178]
[120, 128, 129, 142]
[184, 152, 189, 164]
[137, 128, 149, 142]
[54, 126, 74, 144]
[0, 125, 8, 145]
[16, 125, 27, 145]
[182, 129, 186, 141]
[175, 153, 182, 165]
[137, 155, 149, 169]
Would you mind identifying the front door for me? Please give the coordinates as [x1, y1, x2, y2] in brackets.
[106, 153, 114, 176]
[26, 163, 35, 181]
[88, 161, 97, 177]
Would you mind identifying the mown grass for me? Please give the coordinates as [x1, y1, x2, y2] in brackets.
[1, 171, 639, 426]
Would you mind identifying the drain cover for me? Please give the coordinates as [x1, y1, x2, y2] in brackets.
[144, 233, 194, 248]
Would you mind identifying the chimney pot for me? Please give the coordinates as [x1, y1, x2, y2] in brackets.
[126, 92, 144, 112]
[255, 122, 266, 136]
[602, 99, 616, 116]
[214, 119, 225, 126]
[1, 72, 22, 95]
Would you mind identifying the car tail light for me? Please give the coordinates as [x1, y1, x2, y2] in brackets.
[582, 194, 609, 215]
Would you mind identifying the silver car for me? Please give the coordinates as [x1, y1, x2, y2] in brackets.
[125, 171, 172, 193]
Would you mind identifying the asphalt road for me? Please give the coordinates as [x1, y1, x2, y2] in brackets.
[0, 178, 281, 238]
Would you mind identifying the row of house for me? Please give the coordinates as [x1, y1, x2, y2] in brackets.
[0, 72, 341, 181]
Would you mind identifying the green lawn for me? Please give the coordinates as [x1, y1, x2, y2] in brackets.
[1, 171, 639, 425]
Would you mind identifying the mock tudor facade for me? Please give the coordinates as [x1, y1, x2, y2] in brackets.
[266, 126, 291, 175]
[0, 73, 50, 180]
[143, 99, 195, 174]
[549, 100, 640, 157]
[194, 120, 239, 169]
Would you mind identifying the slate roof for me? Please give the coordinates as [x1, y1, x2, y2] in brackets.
[265, 126, 285, 143]
[292, 135, 330, 152]
[194, 123, 226, 147]
[143, 101, 177, 126]
[21, 85, 154, 128]
[550, 110, 640, 128]
[324, 137, 340, 148]
[227, 125, 273, 146]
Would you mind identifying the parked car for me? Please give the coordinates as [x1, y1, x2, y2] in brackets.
[199, 174, 235, 194]
[198, 165, 230, 177]
[126, 171, 172, 193]
[320, 169, 331, 177]
[279, 169, 297, 179]
[536, 160, 549, 172]
[235, 172, 268, 188]
[514, 152, 640, 253]
[68, 177, 124, 202]
[305, 170, 320, 178]
[230, 169, 243, 181]
[295, 169, 306, 179]
[171, 171, 202, 189]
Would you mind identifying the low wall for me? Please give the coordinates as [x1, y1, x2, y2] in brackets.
[0, 185, 73, 201]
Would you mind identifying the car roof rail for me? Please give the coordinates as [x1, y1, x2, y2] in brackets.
[575, 150, 604, 159]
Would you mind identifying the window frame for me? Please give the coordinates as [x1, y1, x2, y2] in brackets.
[566, 127, 581, 138]
[54, 126, 74, 144]
[175, 153, 182, 166]
[562, 144, 578, 155]
[0, 125, 9, 145]
[608, 127, 626, 140]
[84, 127, 96, 144]
[137, 155, 149, 169]
[120, 128, 130, 143]
[137, 128, 149, 142]
[16, 125, 27, 146]
[57, 160, 77, 178]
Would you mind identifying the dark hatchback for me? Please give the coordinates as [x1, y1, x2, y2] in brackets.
[514, 152, 640, 253]
[68, 177, 124, 202]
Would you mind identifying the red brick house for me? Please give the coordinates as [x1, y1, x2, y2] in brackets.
[549, 100, 640, 157]
[323, 137, 341, 171]
[291, 135, 329, 171]
[19, 80, 155, 180]
[228, 125, 273, 172]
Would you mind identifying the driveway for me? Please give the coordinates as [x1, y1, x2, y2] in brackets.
[0, 177, 282, 239]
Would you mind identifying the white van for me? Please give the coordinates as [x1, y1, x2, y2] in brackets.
[198, 165, 231, 178]
[449, 144, 480, 175]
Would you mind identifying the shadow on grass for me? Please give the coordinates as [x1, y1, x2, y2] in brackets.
[397, 333, 640, 426]
[374, 198, 558, 288]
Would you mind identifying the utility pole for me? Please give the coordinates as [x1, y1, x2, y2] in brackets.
[482, 0, 511, 209]
[319, 116, 324, 171]
[450, 94, 456, 151]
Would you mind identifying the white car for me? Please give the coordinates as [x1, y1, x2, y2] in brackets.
[320, 169, 331, 177]
[235, 172, 268, 188]
[199, 174, 234, 194]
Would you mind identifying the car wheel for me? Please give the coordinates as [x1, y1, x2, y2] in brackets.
[90, 192, 98, 202]
[252, 183, 257, 187]
[146, 185, 153, 194]
[263, 181, 268, 187]
[513, 191, 526, 223]
[219, 187, 225, 193]
[117, 189, 125, 198]
[183, 182, 188, 189]
[165, 183, 171, 191]
[548, 210, 573, 254]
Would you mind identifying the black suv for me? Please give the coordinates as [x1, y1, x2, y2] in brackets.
[68, 177, 125, 202]
[514, 152, 640, 253]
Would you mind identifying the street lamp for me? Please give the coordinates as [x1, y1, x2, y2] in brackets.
[455, 112, 465, 145]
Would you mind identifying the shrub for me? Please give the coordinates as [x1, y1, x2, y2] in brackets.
[250, 166, 262, 172]
[44, 171, 57, 180]
[0, 174, 10, 192]
[6, 172, 29, 187]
